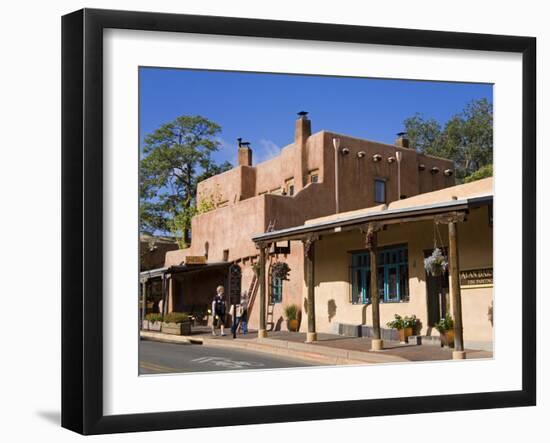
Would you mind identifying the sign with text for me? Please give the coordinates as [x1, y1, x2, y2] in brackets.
[460, 268, 493, 286]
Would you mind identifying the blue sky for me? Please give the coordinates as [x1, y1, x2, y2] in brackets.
[139, 67, 492, 165]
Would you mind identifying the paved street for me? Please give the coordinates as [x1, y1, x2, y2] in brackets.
[139, 339, 314, 374]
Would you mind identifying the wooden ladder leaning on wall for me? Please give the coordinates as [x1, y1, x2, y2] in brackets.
[246, 219, 276, 331]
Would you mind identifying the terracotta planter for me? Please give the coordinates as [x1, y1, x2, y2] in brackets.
[398, 327, 413, 343]
[287, 319, 299, 332]
[161, 321, 191, 336]
[440, 329, 455, 348]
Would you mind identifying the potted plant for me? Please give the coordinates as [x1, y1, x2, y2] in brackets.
[272, 261, 291, 280]
[424, 248, 448, 277]
[434, 313, 455, 348]
[143, 313, 163, 331]
[161, 312, 191, 336]
[386, 314, 418, 343]
[284, 304, 300, 332]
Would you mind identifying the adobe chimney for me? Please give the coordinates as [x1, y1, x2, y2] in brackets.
[395, 131, 410, 148]
[294, 111, 311, 190]
[237, 139, 253, 167]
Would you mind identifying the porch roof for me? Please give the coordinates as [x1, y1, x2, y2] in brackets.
[251, 177, 493, 243]
[140, 262, 231, 280]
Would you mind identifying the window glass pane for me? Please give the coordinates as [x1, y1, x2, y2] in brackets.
[271, 277, 283, 303]
[387, 266, 399, 301]
[353, 269, 362, 304]
[375, 180, 385, 203]
[378, 267, 385, 301]
[399, 264, 409, 300]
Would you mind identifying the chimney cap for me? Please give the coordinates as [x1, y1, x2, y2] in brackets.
[297, 111, 309, 118]
[396, 131, 407, 138]
[237, 137, 243, 147]
[240, 141, 251, 147]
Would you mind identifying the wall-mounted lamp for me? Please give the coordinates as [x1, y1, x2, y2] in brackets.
[418, 164, 426, 171]
[444, 169, 454, 176]
[341, 147, 350, 155]
[372, 154, 382, 162]
[387, 156, 396, 163]
[357, 151, 366, 158]
[430, 166, 440, 174]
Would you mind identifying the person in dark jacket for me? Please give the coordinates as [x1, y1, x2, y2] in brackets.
[211, 285, 227, 336]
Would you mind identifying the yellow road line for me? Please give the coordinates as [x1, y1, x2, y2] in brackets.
[139, 361, 180, 373]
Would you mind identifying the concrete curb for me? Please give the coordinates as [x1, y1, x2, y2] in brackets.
[140, 331, 408, 365]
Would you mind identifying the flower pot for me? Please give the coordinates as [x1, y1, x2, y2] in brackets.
[398, 327, 413, 343]
[287, 319, 299, 332]
[440, 329, 455, 348]
[161, 321, 191, 336]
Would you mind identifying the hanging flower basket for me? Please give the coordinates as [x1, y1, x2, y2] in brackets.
[272, 261, 291, 280]
[424, 248, 448, 277]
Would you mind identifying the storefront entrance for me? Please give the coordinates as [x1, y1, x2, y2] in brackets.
[424, 249, 450, 326]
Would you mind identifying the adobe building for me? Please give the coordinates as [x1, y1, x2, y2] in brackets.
[141, 112, 487, 345]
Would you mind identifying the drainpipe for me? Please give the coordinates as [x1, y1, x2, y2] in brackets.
[396, 150, 403, 200]
[333, 137, 341, 213]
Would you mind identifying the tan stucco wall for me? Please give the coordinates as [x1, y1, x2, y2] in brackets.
[312, 205, 493, 348]
[196, 127, 454, 220]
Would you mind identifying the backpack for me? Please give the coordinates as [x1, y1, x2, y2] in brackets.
[214, 296, 226, 316]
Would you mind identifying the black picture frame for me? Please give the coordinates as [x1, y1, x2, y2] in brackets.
[62, 8, 536, 435]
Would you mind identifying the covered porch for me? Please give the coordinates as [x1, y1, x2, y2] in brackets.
[139, 262, 232, 325]
[252, 179, 493, 359]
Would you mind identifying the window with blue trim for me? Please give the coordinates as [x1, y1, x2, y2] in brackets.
[271, 276, 283, 303]
[350, 246, 409, 304]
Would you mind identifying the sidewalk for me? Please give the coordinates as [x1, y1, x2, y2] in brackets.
[140, 328, 493, 366]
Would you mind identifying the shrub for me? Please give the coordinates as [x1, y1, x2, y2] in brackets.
[163, 312, 190, 324]
[434, 314, 454, 333]
[145, 313, 163, 323]
[386, 314, 418, 330]
[283, 304, 299, 320]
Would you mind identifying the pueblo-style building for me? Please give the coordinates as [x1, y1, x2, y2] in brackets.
[141, 112, 493, 353]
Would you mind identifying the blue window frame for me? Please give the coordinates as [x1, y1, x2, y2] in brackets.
[271, 276, 283, 303]
[350, 246, 409, 304]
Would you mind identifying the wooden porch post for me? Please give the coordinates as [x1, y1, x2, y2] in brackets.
[303, 235, 318, 343]
[364, 223, 383, 351]
[258, 244, 267, 338]
[141, 280, 147, 329]
[167, 275, 174, 314]
[435, 210, 467, 359]
[160, 274, 168, 320]
[448, 220, 465, 358]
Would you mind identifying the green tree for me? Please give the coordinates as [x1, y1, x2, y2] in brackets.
[140, 115, 232, 246]
[464, 164, 493, 183]
[404, 98, 493, 182]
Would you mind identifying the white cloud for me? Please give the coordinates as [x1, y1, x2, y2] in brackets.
[255, 139, 281, 164]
